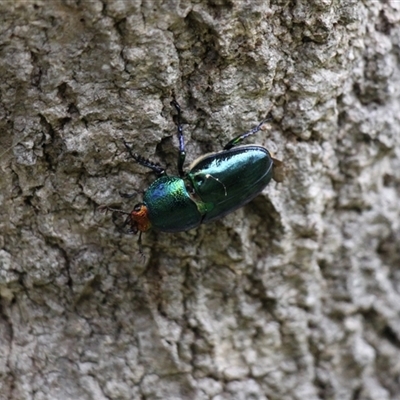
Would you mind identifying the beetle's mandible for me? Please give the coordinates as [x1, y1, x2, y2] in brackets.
[101, 100, 282, 255]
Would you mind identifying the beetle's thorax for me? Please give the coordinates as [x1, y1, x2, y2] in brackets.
[130, 203, 152, 232]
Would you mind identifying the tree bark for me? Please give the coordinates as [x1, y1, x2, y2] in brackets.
[1, 1, 400, 399]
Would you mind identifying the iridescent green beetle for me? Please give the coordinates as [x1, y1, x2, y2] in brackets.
[102, 100, 281, 253]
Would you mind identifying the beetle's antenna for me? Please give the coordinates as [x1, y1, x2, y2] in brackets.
[137, 232, 146, 262]
[98, 205, 130, 215]
[119, 191, 137, 199]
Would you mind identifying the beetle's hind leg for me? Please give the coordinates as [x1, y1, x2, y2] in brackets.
[123, 139, 165, 176]
[171, 99, 186, 178]
[223, 112, 273, 150]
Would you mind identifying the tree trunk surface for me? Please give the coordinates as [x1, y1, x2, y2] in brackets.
[1, 1, 400, 399]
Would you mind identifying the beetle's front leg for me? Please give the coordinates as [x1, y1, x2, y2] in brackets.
[123, 139, 166, 176]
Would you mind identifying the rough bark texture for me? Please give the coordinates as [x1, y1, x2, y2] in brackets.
[1, 1, 400, 399]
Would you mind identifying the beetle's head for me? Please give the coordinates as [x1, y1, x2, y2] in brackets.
[126, 203, 152, 233]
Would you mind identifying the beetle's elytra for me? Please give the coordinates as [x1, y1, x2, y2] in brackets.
[101, 100, 281, 254]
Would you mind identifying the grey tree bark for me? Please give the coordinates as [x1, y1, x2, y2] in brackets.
[1, 1, 400, 399]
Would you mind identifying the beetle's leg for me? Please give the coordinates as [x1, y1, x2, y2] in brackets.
[171, 99, 186, 178]
[99, 205, 131, 231]
[123, 139, 165, 176]
[223, 112, 273, 150]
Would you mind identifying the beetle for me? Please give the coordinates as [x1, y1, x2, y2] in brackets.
[101, 100, 281, 255]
